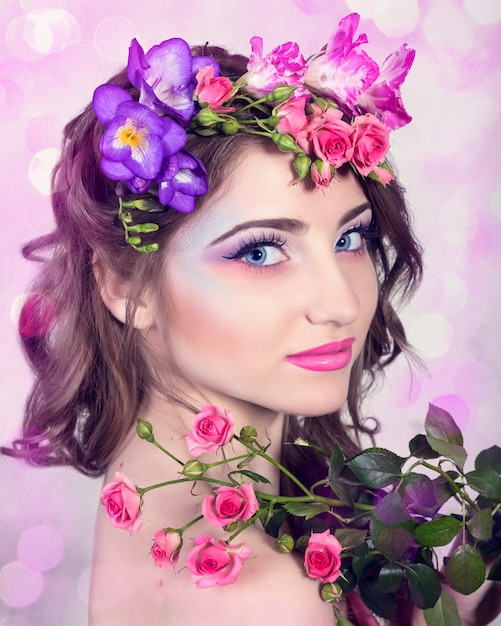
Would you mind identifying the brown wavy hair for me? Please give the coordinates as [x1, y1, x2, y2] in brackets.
[2, 45, 423, 480]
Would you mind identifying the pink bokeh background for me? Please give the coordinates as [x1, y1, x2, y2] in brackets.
[0, 0, 500, 623]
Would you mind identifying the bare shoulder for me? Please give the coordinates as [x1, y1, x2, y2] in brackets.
[90, 514, 337, 626]
[89, 450, 337, 625]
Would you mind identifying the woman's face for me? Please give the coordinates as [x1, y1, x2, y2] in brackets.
[148, 147, 378, 417]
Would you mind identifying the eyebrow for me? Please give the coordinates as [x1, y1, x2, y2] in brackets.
[208, 202, 372, 246]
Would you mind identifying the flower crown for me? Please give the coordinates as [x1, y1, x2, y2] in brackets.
[92, 13, 415, 252]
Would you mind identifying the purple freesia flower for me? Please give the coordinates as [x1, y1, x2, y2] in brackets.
[127, 38, 219, 124]
[93, 83, 187, 184]
[304, 13, 379, 112]
[356, 44, 416, 130]
[243, 37, 307, 97]
[156, 150, 208, 213]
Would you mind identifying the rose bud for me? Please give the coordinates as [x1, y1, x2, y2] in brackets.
[182, 460, 207, 479]
[276, 534, 295, 554]
[136, 419, 154, 442]
[321, 582, 343, 603]
[239, 426, 258, 444]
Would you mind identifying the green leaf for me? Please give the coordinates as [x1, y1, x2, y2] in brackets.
[423, 587, 462, 626]
[229, 469, 270, 484]
[283, 501, 329, 520]
[352, 550, 377, 578]
[378, 562, 404, 593]
[329, 478, 355, 508]
[475, 445, 501, 473]
[409, 434, 441, 459]
[359, 578, 397, 620]
[444, 544, 486, 594]
[468, 507, 493, 542]
[346, 448, 405, 488]
[406, 563, 442, 609]
[413, 516, 462, 547]
[465, 469, 501, 499]
[328, 443, 344, 482]
[262, 507, 288, 538]
[336, 567, 356, 593]
[371, 492, 415, 561]
[425, 404, 467, 470]
[334, 528, 367, 549]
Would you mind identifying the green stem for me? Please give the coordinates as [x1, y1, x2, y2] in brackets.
[151, 439, 185, 466]
[228, 512, 262, 543]
[138, 475, 235, 496]
[234, 96, 269, 113]
[206, 453, 253, 469]
[179, 515, 204, 535]
[254, 491, 373, 512]
[234, 435, 312, 496]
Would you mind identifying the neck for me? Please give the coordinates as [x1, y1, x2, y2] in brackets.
[140, 390, 285, 495]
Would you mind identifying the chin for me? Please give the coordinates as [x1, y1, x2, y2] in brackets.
[277, 391, 348, 418]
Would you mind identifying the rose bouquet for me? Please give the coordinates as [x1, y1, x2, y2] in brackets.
[100, 403, 501, 625]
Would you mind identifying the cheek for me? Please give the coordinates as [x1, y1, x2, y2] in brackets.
[162, 274, 251, 359]
[347, 255, 379, 323]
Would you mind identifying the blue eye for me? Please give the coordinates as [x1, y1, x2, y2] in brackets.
[335, 231, 363, 252]
[243, 244, 286, 266]
[223, 234, 288, 267]
[244, 246, 268, 265]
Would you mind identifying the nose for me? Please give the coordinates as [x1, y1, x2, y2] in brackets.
[304, 256, 360, 327]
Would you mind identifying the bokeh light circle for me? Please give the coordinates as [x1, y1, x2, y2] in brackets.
[18, 525, 64, 572]
[373, 0, 420, 37]
[23, 10, 81, 55]
[405, 312, 453, 359]
[0, 561, 44, 607]
[94, 17, 137, 64]
[464, 0, 501, 25]
[424, 5, 473, 57]
[28, 148, 60, 195]
[430, 394, 470, 431]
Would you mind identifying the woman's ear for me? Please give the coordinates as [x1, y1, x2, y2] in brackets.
[93, 256, 156, 330]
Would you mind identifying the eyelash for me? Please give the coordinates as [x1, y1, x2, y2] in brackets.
[222, 232, 287, 262]
[222, 220, 379, 267]
[337, 219, 379, 256]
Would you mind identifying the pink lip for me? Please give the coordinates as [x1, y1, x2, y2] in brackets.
[285, 338, 355, 372]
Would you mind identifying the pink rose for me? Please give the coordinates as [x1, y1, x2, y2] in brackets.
[100, 471, 142, 533]
[194, 65, 236, 113]
[244, 37, 307, 97]
[311, 160, 334, 189]
[372, 165, 395, 185]
[350, 113, 390, 176]
[275, 88, 311, 136]
[150, 528, 183, 569]
[202, 483, 259, 527]
[309, 107, 354, 168]
[186, 535, 251, 588]
[304, 530, 343, 583]
[185, 404, 234, 457]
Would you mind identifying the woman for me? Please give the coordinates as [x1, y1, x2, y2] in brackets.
[3, 13, 498, 626]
